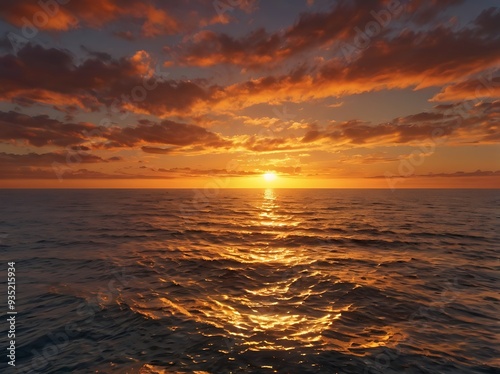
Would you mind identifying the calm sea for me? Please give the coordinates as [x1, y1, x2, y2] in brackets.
[0, 189, 498, 373]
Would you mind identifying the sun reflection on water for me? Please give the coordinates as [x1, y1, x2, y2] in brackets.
[125, 188, 404, 355]
[193, 188, 344, 351]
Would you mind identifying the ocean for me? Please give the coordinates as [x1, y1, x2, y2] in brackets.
[0, 189, 498, 373]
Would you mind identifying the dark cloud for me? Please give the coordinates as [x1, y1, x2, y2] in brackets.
[473, 7, 500, 36]
[302, 101, 498, 145]
[2, 5, 498, 116]
[0, 110, 231, 150]
[0, 44, 215, 115]
[0, 167, 151, 179]
[105, 119, 230, 148]
[0, 0, 258, 37]
[212, 15, 500, 110]
[177, 0, 401, 68]
[0, 110, 98, 147]
[0, 35, 13, 52]
[80, 45, 113, 61]
[0, 151, 123, 179]
[177, 28, 283, 69]
[141, 146, 177, 154]
[404, 0, 464, 25]
[0, 151, 110, 166]
[318, 22, 500, 90]
[0, 0, 179, 36]
[175, 0, 469, 69]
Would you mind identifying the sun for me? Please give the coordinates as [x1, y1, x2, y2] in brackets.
[263, 172, 277, 182]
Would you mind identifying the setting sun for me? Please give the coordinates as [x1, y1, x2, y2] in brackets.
[263, 172, 277, 182]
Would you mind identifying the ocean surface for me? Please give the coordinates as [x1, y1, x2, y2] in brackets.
[0, 189, 499, 373]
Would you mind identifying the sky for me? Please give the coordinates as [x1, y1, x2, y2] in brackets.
[0, 0, 499, 188]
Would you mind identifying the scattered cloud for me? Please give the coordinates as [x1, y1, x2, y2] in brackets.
[369, 169, 500, 178]
[0, 110, 98, 147]
[0, 1, 497, 184]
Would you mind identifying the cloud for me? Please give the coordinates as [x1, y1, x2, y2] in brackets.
[0, 110, 98, 147]
[175, 0, 395, 68]
[0, 44, 214, 115]
[404, 0, 464, 25]
[0, 108, 307, 153]
[0, 0, 259, 37]
[472, 6, 500, 36]
[301, 101, 499, 146]
[0, 152, 113, 179]
[0, 35, 13, 52]
[235, 115, 282, 128]
[0, 44, 134, 108]
[200, 10, 500, 111]
[431, 71, 500, 102]
[177, 28, 284, 69]
[155, 167, 259, 177]
[0, 151, 111, 166]
[339, 152, 400, 164]
[1, 98, 497, 159]
[2, 5, 499, 118]
[0, 109, 232, 151]
[327, 102, 344, 108]
[149, 165, 301, 177]
[0, 1, 77, 31]
[175, 0, 467, 69]
[0, 150, 121, 179]
[0, 0, 179, 36]
[268, 166, 301, 174]
[369, 169, 500, 179]
[0, 166, 157, 179]
[80, 45, 113, 61]
[104, 119, 230, 148]
[141, 146, 177, 154]
[235, 135, 304, 152]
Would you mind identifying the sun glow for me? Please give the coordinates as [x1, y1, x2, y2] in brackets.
[263, 172, 277, 182]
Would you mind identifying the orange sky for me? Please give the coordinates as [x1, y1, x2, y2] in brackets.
[0, 0, 499, 188]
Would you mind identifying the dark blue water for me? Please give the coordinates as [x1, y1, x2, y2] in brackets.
[0, 189, 499, 373]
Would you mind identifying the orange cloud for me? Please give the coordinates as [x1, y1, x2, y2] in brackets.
[301, 101, 500, 146]
[0, 44, 215, 115]
[0, 0, 179, 36]
[210, 22, 500, 111]
[431, 73, 500, 102]
[174, 0, 468, 69]
[0, 0, 260, 37]
[2, 8, 498, 118]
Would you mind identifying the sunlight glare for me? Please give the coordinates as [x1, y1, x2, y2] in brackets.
[263, 172, 277, 182]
